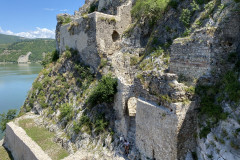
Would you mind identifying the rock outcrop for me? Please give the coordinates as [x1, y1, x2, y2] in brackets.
[17, 52, 31, 63]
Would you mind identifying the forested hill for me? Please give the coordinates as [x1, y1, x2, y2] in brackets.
[0, 33, 26, 44]
[0, 35, 55, 63]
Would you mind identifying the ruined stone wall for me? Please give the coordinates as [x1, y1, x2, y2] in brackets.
[170, 0, 240, 80]
[98, 0, 128, 15]
[170, 29, 214, 79]
[136, 98, 178, 160]
[58, 13, 100, 71]
[57, 1, 132, 71]
[96, 0, 132, 55]
[4, 122, 51, 160]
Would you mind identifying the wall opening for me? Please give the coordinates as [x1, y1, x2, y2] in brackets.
[112, 30, 120, 42]
[127, 97, 137, 117]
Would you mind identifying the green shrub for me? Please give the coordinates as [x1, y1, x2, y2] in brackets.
[200, 125, 211, 138]
[58, 16, 72, 25]
[185, 86, 195, 95]
[130, 56, 139, 66]
[228, 52, 237, 63]
[230, 141, 239, 149]
[196, 83, 230, 138]
[73, 115, 92, 134]
[234, 0, 240, 3]
[201, 1, 215, 20]
[32, 81, 42, 90]
[94, 116, 108, 134]
[99, 59, 108, 69]
[195, 0, 211, 5]
[196, 0, 204, 5]
[219, 138, 225, 144]
[63, 48, 78, 59]
[168, 0, 178, 9]
[87, 74, 118, 107]
[192, 152, 198, 160]
[222, 71, 240, 102]
[64, 50, 71, 58]
[178, 73, 188, 83]
[41, 50, 59, 67]
[89, 2, 98, 13]
[191, 0, 200, 11]
[59, 103, 73, 121]
[0, 109, 17, 131]
[131, 0, 171, 22]
[182, 28, 191, 37]
[195, 20, 202, 26]
[160, 94, 172, 103]
[180, 9, 191, 27]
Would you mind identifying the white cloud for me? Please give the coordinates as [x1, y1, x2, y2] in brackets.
[44, 8, 56, 11]
[0, 27, 55, 39]
[60, 9, 68, 12]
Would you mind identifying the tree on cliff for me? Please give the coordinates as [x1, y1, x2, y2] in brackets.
[0, 109, 17, 131]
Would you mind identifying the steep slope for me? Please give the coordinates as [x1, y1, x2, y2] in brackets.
[5, 0, 240, 159]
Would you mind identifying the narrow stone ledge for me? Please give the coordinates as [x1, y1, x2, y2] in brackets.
[4, 122, 51, 160]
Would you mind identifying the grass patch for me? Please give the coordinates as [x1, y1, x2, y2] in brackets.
[131, 0, 171, 24]
[99, 17, 116, 23]
[0, 146, 13, 160]
[19, 119, 69, 160]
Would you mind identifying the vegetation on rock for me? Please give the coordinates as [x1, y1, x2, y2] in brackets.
[0, 109, 17, 131]
[87, 74, 118, 108]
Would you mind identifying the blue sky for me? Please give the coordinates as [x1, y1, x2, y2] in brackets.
[0, 0, 85, 39]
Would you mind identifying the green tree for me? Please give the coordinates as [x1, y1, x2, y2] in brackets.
[87, 74, 118, 107]
[0, 109, 17, 131]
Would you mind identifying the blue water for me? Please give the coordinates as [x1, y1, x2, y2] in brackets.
[0, 63, 42, 139]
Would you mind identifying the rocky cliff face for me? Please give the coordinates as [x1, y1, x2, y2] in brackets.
[11, 0, 240, 159]
[17, 52, 31, 63]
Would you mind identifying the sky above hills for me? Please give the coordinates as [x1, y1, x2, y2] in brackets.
[0, 0, 85, 39]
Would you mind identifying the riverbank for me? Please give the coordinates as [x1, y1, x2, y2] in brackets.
[0, 61, 41, 64]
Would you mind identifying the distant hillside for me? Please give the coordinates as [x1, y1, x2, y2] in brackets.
[0, 39, 56, 63]
[0, 34, 26, 44]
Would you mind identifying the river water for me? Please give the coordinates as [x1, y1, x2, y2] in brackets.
[0, 63, 42, 139]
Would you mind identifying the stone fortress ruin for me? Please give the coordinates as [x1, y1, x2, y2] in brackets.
[56, 0, 197, 159]
[3, 0, 240, 159]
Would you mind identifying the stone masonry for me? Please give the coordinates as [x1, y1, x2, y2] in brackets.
[4, 122, 51, 160]
[170, 28, 214, 79]
[136, 98, 178, 160]
[57, 0, 132, 72]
